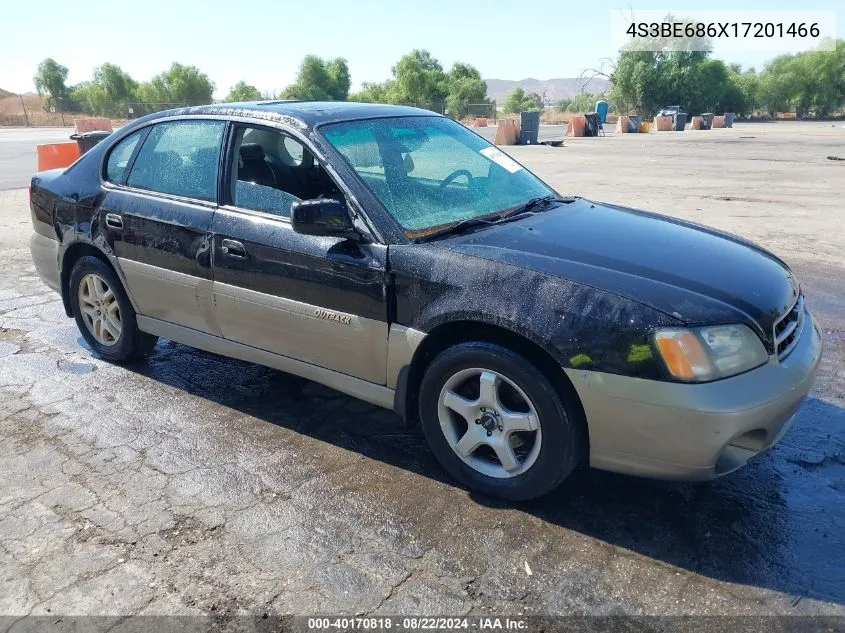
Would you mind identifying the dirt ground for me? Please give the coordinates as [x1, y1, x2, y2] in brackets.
[0, 121, 843, 623]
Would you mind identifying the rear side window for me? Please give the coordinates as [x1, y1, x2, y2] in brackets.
[105, 131, 142, 183]
[126, 120, 225, 201]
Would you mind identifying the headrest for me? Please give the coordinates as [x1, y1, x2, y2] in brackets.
[239, 143, 265, 161]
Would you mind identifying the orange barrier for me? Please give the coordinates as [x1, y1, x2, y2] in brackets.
[74, 117, 113, 134]
[712, 115, 726, 128]
[566, 115, 586, 137]
[654, 116, 673, 131]
[615, 115, 631, 133]
[36, 142, 80, 171]
[475, 117, 488, 127]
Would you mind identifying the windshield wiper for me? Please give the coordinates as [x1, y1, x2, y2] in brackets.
[497, 194, 558, 220]
[410, 195, 577, 242]
[411, 215, 498, 241]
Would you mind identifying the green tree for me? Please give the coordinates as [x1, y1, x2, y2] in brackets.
[349, 80, 396, 103]
[71, 63, 138, 116]
[137, 63, 214, 106]
[325, 58, 351, 101]
[391, 49, 448, 105]
[34, 58, 70, 108]
[610, 15, 719, 115]
[569, 92, 599, 112]
[445, 62, 490, 118]
[225, 80, 263, 102]
[555, 99, 573, 112]
[723, 67, 759, 116]
[282, 56, 350, 101]
[757, 41, 845, 118]
[502, 88, 542, 114]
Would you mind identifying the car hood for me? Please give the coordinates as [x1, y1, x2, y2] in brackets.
[436, 199, 799, 346]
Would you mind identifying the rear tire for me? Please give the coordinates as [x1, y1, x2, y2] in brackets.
[419, 342, 583, 501]
[69, 256, 158, 362]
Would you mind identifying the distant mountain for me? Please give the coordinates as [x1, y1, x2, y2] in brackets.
[0, 88, 15, 99]
[484, 77, 610, 105]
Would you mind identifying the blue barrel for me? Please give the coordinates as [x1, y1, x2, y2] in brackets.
[595, 100, 609, 124]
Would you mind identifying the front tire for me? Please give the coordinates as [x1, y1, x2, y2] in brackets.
[419, 342, 583, 501]
[69, 256, 158, 362]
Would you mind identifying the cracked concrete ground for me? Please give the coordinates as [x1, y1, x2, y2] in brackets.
[0, 122, 844, 621]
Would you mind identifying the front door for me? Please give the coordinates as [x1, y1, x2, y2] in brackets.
[101, 119, 226, 335]
[211, 124, 389, 384]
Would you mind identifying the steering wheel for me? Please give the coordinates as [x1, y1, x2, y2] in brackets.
[439, 169, 474, 190]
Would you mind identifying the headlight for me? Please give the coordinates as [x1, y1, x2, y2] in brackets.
[653, 324, 768, 382]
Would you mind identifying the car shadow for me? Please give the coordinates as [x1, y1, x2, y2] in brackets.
[127, 339, 845, 607]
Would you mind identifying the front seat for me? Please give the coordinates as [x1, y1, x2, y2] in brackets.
[238, 143, 277, 189]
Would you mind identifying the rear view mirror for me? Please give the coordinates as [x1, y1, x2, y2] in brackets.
[291, 198, 359, 240]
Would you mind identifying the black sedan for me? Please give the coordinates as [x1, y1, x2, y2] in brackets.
[28, 101, 822, 500]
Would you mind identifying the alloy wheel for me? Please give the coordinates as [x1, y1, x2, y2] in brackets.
[437, 367, 542, 479]
[77, 273, 122, 347]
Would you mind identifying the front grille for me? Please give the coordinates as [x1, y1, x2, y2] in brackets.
[774, 295, 804, 360]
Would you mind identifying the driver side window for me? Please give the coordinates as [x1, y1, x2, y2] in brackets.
[228, 126, 339, 218]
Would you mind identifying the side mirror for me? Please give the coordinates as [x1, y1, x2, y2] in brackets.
[291, 198, 359, 240]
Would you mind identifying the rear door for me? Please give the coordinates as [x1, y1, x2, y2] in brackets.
[101, 119, 226, 335]
[211, 123, 389, 384]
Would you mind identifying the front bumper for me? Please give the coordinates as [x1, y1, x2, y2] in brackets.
[565, 308, 823, 480]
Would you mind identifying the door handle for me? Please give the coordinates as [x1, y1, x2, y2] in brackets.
[221, 239, 247, 259]
[105, 213, 123, 229]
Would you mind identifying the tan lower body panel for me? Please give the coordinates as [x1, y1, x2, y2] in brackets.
[386, 324, 427, 388]
[118, 258, 221, 336]
[29, 233, 61, 293]
[136, 316, 396, 409]
[214, 282, 388, 384]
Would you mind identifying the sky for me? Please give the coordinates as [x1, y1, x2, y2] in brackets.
[1, 0, 842, 99]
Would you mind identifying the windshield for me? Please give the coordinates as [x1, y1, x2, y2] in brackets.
[321, 116, 555, 237]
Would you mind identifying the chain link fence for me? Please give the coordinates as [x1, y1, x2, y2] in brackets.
[0, 95, 194, 127]
[1, 95, 500, 127]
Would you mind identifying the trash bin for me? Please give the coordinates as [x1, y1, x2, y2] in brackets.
[583, 112, 599, 137]
[70, 130, 112, 155]
[724, 113, 735, 128]
[519, 111, 540, 145]
[672, 113, 688, 131]
[699, 113, 713, 130]
[628, 115, 641, 133]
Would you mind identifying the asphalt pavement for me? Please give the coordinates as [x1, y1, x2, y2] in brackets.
[0, 127, 74, 190]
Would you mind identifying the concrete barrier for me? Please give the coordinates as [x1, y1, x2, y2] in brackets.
[712, 116, 726, 128]
[566, 115, 586, 137]
[654, 116, 673, 131]
[616, 115, 631, 133]
[494, 117, 520, 145]
[74, 117, 113, 134]
[474, 117, 488, 127]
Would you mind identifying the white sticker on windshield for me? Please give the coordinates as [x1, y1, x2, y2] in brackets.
[480, 146, 523, 174]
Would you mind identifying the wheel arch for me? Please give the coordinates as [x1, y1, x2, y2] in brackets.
[397, 320, 589, 457]
[60, 242, 136, 317]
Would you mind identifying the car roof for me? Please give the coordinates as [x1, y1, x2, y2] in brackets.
[138, 101, 439, 132]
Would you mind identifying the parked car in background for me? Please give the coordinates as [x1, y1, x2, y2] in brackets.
[28, 101, 822, 500]
[656, 105, 687, 118]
